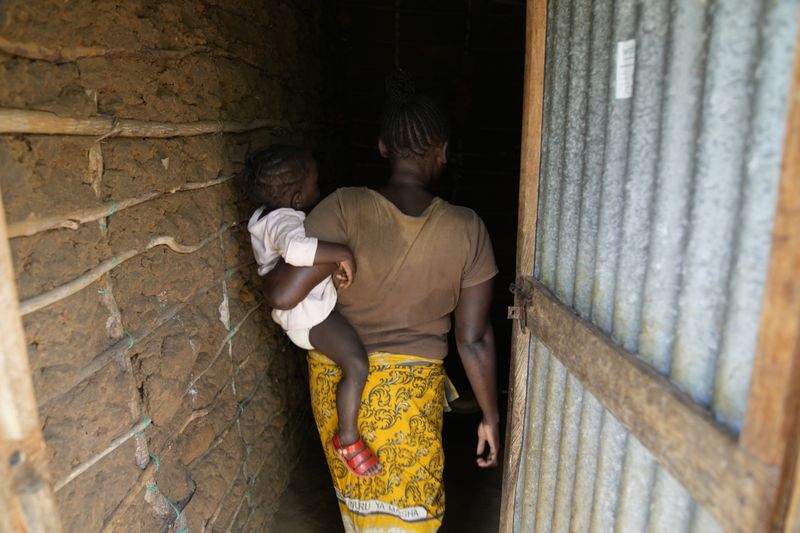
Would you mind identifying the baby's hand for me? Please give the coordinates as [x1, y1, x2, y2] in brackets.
[336, 259, 355, 289]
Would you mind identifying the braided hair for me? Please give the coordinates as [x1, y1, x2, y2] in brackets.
[241, 145, 311, 211]
[379, 70, 451, 158]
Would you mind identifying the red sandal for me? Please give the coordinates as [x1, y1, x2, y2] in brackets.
[331, 434, 381, 478]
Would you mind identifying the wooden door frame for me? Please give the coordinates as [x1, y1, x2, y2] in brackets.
[0, 188, 62, 532]
[499, 0, 547, 530]
[740, 19, 800, 528]
[500, 2, 800, 531]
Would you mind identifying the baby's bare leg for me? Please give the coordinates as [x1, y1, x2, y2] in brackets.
[309, 310, 368, 446]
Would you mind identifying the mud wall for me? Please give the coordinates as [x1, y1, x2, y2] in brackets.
[0, 1, 339, 531]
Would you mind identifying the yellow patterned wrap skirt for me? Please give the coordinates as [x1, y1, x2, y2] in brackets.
[308, 350, 457, 533]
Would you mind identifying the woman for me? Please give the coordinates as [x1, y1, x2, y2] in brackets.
[261, 72, 500, 532]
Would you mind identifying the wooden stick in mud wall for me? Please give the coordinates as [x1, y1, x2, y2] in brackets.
[7, 176, 232, 239]
[0, 108, 291, 138]
[0, 36, 218, 63]
[0, 190, 62, 532]
[102, 361, 275, 533]
[99, 409, 209, 533]
[37, 262, 252, 409]
[53, 416, 152, 492]
[19, 223, 236, 315]
[0, 36, 265, 70]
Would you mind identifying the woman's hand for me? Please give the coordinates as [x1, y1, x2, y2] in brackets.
[335, 258, 356, 289]
[314, 241, 356, 290]
[454, 278, 501, 468]
[476, 417, 500, 468]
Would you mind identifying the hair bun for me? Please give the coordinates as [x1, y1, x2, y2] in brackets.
[385, 69, 416, 104]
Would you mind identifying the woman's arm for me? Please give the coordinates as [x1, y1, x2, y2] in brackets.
[453, 277, 500, 468]
[314, 241, 353, 265]
[314, 242, 355, 288]
[261, 259, 338, 310]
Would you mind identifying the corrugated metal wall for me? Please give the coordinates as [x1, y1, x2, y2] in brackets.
[513, 0, 799, 531]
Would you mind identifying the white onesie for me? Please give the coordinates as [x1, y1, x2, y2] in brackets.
[247, 207, 337, 349]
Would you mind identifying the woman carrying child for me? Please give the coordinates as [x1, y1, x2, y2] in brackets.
[261, 71, 500, 532]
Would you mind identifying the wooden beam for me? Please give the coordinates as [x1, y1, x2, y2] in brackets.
[524, 277, 777, 533]
[741, 20, 800, 531]
[0, 108, 289, 138]
[7, 176, 230, 239]
[0, 36, 267, 72]
[499, 0, 548, 531]
[786, 439, 800, 532]
[18, 224, 235, 315]
[0, 188, 62, 532]
[741, 9, 800, 465]
[0, 36, 215, 63]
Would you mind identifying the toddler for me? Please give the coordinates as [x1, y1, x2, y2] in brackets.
[243, 145, 380, 478]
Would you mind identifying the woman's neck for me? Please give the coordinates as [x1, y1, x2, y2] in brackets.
[377, 159, 436, 216]
[388, 158, 433, 186]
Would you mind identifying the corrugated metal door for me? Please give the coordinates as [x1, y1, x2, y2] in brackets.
[501, 0, 800, 532]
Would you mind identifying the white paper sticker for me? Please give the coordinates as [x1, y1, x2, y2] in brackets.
[615, 39, 636, 99]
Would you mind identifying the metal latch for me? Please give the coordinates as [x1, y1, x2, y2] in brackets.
[508, 278, 533, 331]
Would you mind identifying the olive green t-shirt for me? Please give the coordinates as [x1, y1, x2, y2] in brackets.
[304, 187, 498, 358]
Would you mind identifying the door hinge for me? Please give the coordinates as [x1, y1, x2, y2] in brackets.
[508, 277, 534, 332]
